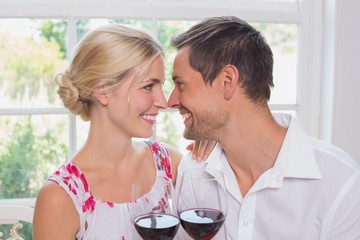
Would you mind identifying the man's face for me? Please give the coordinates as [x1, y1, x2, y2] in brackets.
[168, 47, 228, 141]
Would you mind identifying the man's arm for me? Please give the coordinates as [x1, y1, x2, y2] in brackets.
[323, 172, 360, 239]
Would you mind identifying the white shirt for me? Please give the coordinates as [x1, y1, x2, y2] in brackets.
[176, 114, 360, 240]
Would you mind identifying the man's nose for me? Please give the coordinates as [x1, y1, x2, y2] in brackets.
[167, 89, 180, 109]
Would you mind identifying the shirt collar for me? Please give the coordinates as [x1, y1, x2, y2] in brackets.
[202, 113, 322, 194]
[205, 114, 322, 180]
[204, 143, 224, 170]
[204, 143, 244, 200]
[272, 113, 322, 180]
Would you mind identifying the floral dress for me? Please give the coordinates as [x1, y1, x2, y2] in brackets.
[48, 140, 173, 240]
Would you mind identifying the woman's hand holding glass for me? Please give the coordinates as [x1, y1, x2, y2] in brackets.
[131, 176, 180, 240]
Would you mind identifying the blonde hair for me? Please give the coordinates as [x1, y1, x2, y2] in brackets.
[55, 24, 164, 121]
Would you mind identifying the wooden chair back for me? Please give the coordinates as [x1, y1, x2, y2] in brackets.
[0, 205, 34, 240]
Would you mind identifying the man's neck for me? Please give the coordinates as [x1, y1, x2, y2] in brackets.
[220, 111, 287, 196]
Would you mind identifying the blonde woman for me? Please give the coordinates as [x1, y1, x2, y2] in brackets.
[33, 24, 212, 240]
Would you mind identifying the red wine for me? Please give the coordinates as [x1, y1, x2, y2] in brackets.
[179, 208, 225, 240]
[134, 213, 180, 240]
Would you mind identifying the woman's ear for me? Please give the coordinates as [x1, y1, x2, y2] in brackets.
[221, 64, 239, 100]
[93, 86, 108, 106]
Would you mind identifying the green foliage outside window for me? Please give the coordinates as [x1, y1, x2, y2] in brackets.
[0, 18, 296, 240]
[0, 116, 67, 239]
[0, 18, 185, 201]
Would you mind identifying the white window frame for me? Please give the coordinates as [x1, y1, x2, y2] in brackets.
[0, 0, 323, 206]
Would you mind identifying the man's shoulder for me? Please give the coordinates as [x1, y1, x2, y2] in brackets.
[310, 137, 359, 172]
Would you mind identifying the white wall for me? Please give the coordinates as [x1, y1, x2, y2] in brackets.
[322, 0, 360, 163]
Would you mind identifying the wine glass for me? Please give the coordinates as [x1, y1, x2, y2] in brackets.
[130, 176, 180, 240]
[177, 168, 227, 240]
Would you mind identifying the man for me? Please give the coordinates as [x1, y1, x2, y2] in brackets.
[168, 16, 360, 239]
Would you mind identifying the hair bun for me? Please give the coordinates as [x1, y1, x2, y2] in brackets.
[55, 71, 89, 120]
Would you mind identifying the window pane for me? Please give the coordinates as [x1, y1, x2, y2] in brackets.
[252, 23, 298, 105]
[234, 0, 298, 2]
[155, 20, 198, 148]
[157, 110, 190, 154]
[271, 110, 297, 118]
[0, 115, 68, 199]
[156, 21, 298, 105]
[76, 118, 90, 150]
[0, 19, 68, 108]
[75, 18, 152, 43]
[157, 20, 198, 99]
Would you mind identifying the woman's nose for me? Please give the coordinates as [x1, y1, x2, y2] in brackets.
[154, 90, 168, 109]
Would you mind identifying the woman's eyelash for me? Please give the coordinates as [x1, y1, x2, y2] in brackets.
[144, 84, 153, 90]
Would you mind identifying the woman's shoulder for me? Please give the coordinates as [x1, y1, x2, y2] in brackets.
[35, 181, 79, 224]
[34, 181, 79, 238]
[49, 161, 85, 184]
[47, 161, 90, 208]
[37, 180, 75, 208]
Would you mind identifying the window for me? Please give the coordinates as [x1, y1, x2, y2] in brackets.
[0, 0, 320, 200]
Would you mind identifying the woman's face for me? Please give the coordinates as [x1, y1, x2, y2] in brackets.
[106, 56, 167, 138]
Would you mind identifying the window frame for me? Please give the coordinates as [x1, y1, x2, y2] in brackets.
[0, 0, 323, 206]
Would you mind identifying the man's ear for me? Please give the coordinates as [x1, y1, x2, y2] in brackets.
[93, 87, 108, 106]
[221, 64, 239, 100]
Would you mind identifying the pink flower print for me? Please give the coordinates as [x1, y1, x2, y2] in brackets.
[106, 201, 114, 208]
[66, 163, 79, 177]
[161, 155, 172, 179]
[158, 198, 168, 213]
[82, 196, 96, 213]
[148, 141, 173, 179]
[63, 176, 70, 181]
[60, 170, 79, 195]
[151, 143, 160, 153]
[68, 183, 77, 195]
[80, 173, 89, 193]
[164, 189, 169, 199]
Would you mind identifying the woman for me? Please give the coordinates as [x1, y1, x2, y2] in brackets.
[33, 24, 211, 239]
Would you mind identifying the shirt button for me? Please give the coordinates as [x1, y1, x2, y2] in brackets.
[242, 221, 249, 227]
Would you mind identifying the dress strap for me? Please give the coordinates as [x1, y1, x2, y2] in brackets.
[145, 140, 172, 180]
